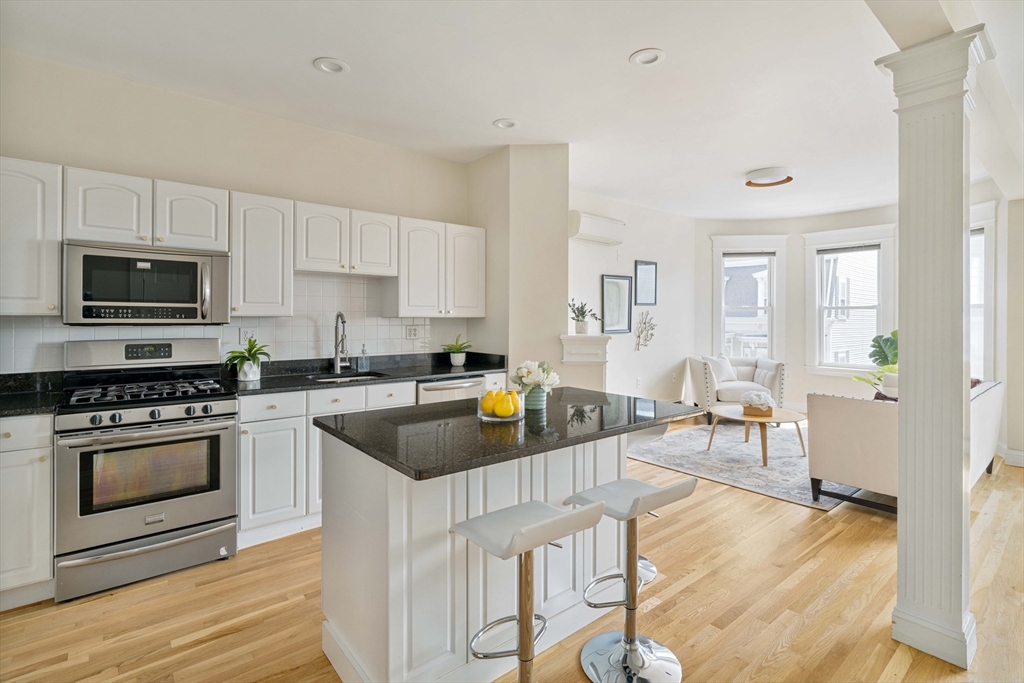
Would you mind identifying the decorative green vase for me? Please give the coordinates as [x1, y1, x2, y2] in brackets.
[524, 386, 548, 411]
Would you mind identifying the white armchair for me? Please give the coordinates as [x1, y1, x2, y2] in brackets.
[686, 356, 785, 424]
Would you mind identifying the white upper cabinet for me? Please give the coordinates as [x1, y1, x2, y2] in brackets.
[64, 167, 153, 245]
[230, 192, 294, 317]
[350, 210, 398, 276]
[294, 201, 350, 273]
[398, 217, 446, 317]
[154, 180, 229, 252]
[445, 224, 486, 318]
[0, 157, 62, 316]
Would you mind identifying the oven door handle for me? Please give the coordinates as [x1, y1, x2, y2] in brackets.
[56, 522, 236, 569]
[56, 422, 234, 448]
[200, 261, 211, 320]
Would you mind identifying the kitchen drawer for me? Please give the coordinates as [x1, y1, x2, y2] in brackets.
[240, 392, 306, 422]
[0, 415, 53, 453]
[483, 373, 507, 392]
[307, 386, 366, 416]
[366, 382, 416, 410]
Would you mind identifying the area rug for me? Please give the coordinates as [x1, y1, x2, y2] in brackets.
[627, 421, 859, 511]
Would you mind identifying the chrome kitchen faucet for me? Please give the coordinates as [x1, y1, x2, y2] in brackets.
[334, 312, 351, 373]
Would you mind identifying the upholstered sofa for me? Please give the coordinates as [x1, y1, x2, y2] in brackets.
[686, 356, 784, 424]
[806, 381, 1005, 511]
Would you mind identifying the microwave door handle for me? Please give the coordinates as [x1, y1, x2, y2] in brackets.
[200, 261, 211, 320]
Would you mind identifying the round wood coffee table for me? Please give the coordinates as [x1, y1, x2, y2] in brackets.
[706, 405, 806, 467]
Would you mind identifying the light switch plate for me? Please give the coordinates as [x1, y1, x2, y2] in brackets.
[240, 327, 258, 344]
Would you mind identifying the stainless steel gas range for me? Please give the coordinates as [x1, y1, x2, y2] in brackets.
[53, 339, 237, 602]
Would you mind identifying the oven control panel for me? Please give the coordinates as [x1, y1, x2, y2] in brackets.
[124, 343, 173, 360]
[55, 399, 239, 433]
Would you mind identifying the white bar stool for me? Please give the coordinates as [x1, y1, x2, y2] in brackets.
[564, 477, 698, 683]
[450, 499, 606, 683]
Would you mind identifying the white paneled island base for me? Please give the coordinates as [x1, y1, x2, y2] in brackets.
[320, 434, 629, 683]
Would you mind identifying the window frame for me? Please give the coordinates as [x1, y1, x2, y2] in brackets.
[712, 235, 787, 362]
[803, 224, 896, 375]
[970, 201, 997, 381]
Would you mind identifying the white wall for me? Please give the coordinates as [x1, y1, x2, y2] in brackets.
[466, 147, 510, 357]
[568, 191, 695, 400]
[1006, 199, 1024, 461]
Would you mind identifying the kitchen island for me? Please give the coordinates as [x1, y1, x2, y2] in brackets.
[313, 387, 701, 683]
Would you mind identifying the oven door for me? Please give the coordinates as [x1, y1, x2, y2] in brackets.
[54, 418, 237, 556]
[63, 243, 229, 324]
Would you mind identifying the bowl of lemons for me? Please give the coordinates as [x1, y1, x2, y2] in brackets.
[478, 388, 525, 422]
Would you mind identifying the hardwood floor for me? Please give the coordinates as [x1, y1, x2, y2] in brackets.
[2, 445, 1021, 682]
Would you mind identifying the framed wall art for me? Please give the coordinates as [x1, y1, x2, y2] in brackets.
[635, 260, 657, 305]
[602, 275, 632, 334]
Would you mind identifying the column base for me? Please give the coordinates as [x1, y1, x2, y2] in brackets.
[891, 605, 977, 670]
[580, 631, 682, 683]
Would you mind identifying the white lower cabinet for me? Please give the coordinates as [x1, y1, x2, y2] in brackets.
[239, 416, 307, 530]
[0, 445, 53, 591]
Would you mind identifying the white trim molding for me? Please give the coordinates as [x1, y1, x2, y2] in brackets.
[711, 234, 787, 363]
[803, 224, 897, 372]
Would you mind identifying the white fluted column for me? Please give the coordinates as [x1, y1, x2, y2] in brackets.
[876, 25, 993, 669]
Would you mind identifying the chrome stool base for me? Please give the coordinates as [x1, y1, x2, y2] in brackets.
[637, 555, 657, 585]
[580, 631, 682, 683]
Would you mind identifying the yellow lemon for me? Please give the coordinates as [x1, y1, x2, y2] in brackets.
[494, 395, 515, 418]
[509, 390, 520, 411]
[480, 395, 496, 414]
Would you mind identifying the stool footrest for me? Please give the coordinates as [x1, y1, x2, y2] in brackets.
[582, 572, 647, 609]
[469, 614, 548, 660]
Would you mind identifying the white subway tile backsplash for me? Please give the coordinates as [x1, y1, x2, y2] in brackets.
[0, 273, 467, 373]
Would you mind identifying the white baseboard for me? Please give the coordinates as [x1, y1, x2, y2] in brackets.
[1001, 447, 1024, 468]
[0, 579, 54, 612]
[322, 620, 374, 683]
[237, 513, 321, 550]
[892, 604, 976, 670]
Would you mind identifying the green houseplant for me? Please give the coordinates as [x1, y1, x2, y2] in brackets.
[441, 334, 472, 367]
[569, 299, 601, 334]
[225, 337, 271, 382]
[853, 329, 898, 394]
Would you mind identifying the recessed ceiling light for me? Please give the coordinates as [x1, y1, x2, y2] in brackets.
[629, 48, 666, 66]
[493, 118, 520, 130]
[313, 57, 350, 74]
[745, 167, 794, 187]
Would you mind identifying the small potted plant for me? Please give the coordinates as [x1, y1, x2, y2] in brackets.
[853, 330, 898, 400]
[569, 299, 601, 334]
[225, 337, 271, 382]
[441, 334, 472, 367]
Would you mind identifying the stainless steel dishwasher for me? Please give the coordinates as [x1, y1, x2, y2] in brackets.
[416, 376, 487, 404]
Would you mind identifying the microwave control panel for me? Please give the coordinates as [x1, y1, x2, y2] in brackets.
[81, 306, 199, 321]
[124, 343, 173, 360]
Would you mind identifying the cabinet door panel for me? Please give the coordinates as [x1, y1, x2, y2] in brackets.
[295, 202, 350, 273]
[398, 218, 445, 317]
[445, 224, 485, 317]
[239, 417, 306, 530]
[0, 447, 52, 590]
[230, 192, 293, 316]
[532, 447, 583, 616]
[350, 210, 398, 276]
[65, 167, 152, 245]
[306, 417, 322, 515]
[0, 157, 62, 315]
[154, 180, 228, 251]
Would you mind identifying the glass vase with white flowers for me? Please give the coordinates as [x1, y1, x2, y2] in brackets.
[510, 360, 560, 411]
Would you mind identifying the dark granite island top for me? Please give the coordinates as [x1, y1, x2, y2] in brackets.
[313, 386, 702, 480]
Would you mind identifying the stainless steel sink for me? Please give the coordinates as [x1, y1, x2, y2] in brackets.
[306, 371, 388, 383]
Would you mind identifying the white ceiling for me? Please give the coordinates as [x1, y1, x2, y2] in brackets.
[0, 1, 1009, 219]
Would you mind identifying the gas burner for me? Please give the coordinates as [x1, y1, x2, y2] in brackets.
[66, 378, 229, 406]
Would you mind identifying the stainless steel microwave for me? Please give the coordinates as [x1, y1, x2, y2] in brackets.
[63, 243, 230, 324]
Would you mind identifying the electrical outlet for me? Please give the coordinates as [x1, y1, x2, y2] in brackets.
[636, 377, 641, 388]
[672, 372, 677, 382]
[240, 327, 258, 344]
[405, 325, 424, 340]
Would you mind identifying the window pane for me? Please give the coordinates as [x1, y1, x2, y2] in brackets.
[818, 248, 878, 308]
[724, 308, 770, 358]
[970, 305, 984, 378]
[969, 232, 984, 306]
[724, 255, 771, 308]
[821, 307, 878, 366]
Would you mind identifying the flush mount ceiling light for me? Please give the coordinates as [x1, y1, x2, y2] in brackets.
[493, 118, 520, 130]
[629, 48, 666, 66]
[745, 167, 794, 187]
[313, 57, 350, 74]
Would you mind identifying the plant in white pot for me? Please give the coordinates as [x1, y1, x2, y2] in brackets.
[568, 299, 601, 334]
[225, 337, 271, 382]
[441, 334, 472, 367]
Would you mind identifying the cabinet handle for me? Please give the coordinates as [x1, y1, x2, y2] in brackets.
[352, 265, 358, 270]
[140, 235, 148, 241]
[387, 393, 395, 398]
[2, 432, 11, 439]
[447, 310, 452, 314]
[48, 304, 55, 310]
[269, 405, 278, 410]
[340, 264, 347, 269]
[332, 398, 342, 403]
[242, 430, 249, 435]
[39, 455, 47, 463]
[233, 306, 240, 312]
[158, 236, 165, 242]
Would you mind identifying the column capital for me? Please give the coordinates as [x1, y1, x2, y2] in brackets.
[875, 23, 993, 111]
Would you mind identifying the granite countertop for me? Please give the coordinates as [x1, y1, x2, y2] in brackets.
[313, 386, 703, 480]
[0, 371, 63, 418]
[227, 362, 507, 396]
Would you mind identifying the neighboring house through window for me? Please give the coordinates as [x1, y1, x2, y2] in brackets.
[712, 235, 788, 361]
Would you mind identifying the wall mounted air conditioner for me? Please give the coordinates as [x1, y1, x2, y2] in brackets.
[568, 210, 625, 246]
